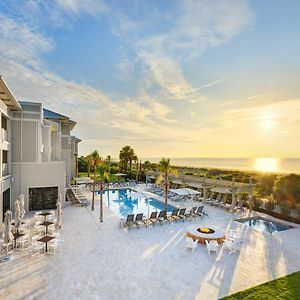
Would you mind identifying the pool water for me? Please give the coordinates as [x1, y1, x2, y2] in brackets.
[99, 189, 175, 218]
[236, 217, 293, 234]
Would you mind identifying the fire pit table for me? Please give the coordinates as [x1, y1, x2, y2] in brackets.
[186, 225, 225, 244]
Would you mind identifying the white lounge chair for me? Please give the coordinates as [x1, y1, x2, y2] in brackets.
[185, 237, 198, 252]
[31, 241, 44, 257]
[205, 240, 218, 255]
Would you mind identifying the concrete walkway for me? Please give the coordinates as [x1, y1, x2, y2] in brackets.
[1, 187, 300, 300]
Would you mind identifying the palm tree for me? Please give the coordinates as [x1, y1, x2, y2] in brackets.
[128, 150, 135, 176]
[143, 160, 152, 185]
[119, 145, 131, 172]
[119, 145, 136, 177]
[133, 155, 138, 181]
[90, 150, 101, 211]
[156, 158, 178, 208]
[106, 155, 111, 187]
[98, 163, 110, 222]
[84, 154, 92, 177]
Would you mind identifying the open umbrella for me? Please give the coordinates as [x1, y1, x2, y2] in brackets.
[114, 173, 126, 183]
[169, 188, 200, 201]
[18, 194, 25, 220]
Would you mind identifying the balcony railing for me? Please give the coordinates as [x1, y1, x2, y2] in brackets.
[1, 128, 8, 142]
[2, 163, 9, 177]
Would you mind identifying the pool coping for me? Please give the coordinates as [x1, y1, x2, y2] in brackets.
[234, 213, 300, 234]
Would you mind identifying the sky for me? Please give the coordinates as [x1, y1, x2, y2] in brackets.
[0, 0, 300, 158]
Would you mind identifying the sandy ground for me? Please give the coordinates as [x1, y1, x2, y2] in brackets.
[1, 184, 300, 300]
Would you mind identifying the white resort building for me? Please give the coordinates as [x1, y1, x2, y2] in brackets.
[0, 76, 22, 222]
[0, 76, 80, 221]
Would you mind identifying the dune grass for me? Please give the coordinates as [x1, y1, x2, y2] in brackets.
[221, 271, 300, 300]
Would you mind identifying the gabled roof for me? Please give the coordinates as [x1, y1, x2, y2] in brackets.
[43, 108, 68, 119]
[43, 108, 76, 130]
[0, 76, 22, 111]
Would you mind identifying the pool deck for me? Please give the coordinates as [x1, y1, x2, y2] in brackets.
[1, 184, 300, 300]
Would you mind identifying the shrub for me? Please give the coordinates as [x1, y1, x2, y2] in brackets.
[280, 204, 291, 218]
[252, 197, 261, 211]
[266, 198, 275, 212]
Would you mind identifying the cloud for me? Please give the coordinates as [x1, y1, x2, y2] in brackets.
[221, 100, 237, 106]
[5, 1, 289, 158]
[56, 0, 108, 16]
[175, 78, 228, 98]
[248, 94, 262, 100]
[109, 0, 254, 103]
[0, 13, 53, 67]
[0, 0, 108, 29]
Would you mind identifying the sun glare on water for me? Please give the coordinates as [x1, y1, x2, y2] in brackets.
[254, 158, 279, 173]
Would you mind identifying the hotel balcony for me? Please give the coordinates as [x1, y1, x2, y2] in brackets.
[1, 128, 10, 142]
[2, 163, 10, 177]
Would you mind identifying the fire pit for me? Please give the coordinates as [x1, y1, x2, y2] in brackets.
[187, 225, 225, 244]
[197, 227, 215, 234]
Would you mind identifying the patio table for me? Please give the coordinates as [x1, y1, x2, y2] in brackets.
[40, 221, 54, 234]
[37, 235, 55, 253]
[38, 212, 52, 222]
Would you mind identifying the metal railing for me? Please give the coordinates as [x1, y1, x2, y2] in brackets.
[1, 128, 8, 141]
[2, 163, 9, 176]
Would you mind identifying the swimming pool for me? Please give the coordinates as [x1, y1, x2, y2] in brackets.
[236, 217, 293, 234]
[99, 188, 175, 218]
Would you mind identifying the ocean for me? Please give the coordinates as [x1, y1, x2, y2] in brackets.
[141, 158, 300, 174]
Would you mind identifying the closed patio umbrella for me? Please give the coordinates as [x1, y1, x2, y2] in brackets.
[18, 194, 25, 220]
[55, 194, 62, 229]
[14, 199, 21, 230]
[2, 210, 14, 261]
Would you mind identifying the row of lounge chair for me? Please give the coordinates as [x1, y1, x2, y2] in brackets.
[67, 188, 89, 207]
[206, 192, 245, 212]
[148, 186, 203, 202]
[120, 206, 208, 230]
[149, 183, 248, 212]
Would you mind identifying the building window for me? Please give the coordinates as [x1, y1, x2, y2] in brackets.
[28, 186, 58, 211]
[1, 115, 7, 130]
[2, 188, 10, 222]
[2, 150, 7, 163]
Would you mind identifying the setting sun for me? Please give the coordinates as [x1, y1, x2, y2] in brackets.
[254, 157, 279, 172]
[260, 119, 276, 130]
